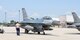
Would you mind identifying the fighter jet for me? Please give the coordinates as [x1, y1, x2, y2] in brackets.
[20, 8, 53, 35]
[72, 12, 80, 31]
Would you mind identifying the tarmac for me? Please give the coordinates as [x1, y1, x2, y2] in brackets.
[0, 27, 80, 40]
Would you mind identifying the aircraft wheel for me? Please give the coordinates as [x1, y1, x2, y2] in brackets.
[2, 30, 4, 34]
[43, 32, 45, 35]
[0, 29, 4, 34]
[77, 27, 80, 31]
[25, 29, 29, 33]
[38, 32, 40, 34]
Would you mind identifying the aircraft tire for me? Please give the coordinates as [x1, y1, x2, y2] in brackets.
[77, 27, 80, 31]
[43, 32, 45, 35]
[0, 29, 4, 34]
[2, 30, 4, 33]
[25, 29, 29, 33]
[38, 32, 40, 34]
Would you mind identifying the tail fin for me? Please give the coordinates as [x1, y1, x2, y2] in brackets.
[22, 8, 28, 21]
[72, 12, 80, 23]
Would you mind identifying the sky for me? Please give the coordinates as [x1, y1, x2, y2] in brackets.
[0, 0, 80, 22]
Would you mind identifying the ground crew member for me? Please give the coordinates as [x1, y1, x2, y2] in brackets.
[16, 22, 20, 36]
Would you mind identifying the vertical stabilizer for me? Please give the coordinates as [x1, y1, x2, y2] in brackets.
[72, 12, 80, 23]
[22, 8, 28, 21]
